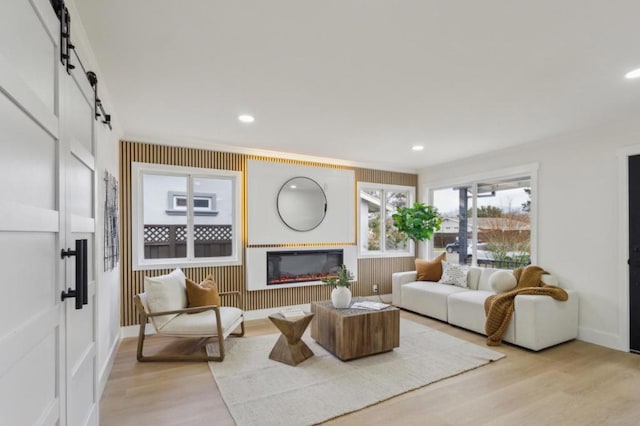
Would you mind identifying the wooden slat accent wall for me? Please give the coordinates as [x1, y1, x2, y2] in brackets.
[120, 140, 418, 326]
[354, 167, 418, 186]
[355, 257, 416, 295]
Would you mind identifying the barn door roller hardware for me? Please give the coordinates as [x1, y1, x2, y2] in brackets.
[49, 0, 112, 130]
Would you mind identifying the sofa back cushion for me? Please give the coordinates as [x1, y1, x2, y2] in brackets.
[460, 266, 560, 291]
[478, 267, 504, 291]
[466, 267, 482, 290]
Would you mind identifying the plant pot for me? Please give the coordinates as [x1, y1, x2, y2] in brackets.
[331, 286, 352, 308]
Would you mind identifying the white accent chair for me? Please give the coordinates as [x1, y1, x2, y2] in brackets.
[133, 269, 245, 362]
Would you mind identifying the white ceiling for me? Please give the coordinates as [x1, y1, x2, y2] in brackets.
[74, 0, 640, 172]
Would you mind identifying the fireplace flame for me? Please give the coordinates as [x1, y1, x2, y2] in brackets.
[268, 272, 338, 285]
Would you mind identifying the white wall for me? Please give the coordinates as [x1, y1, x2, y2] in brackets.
[94, 111, 121, 397]
[67, 0, 122, 399]
[246, 160, 355, 245]
[419, 114, 640, 351]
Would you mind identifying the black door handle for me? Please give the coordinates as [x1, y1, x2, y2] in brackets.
[61, 239, 88, 309]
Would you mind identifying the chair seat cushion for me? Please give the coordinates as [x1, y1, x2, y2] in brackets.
[159, 307, 243, 337]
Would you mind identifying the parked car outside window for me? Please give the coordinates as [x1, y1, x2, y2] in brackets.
[445, 240, 473, 254]
[445, 241, 530, 267]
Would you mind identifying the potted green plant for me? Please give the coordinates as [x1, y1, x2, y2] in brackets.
[321, 264, 354, 308]
[392, 202, 442, 248]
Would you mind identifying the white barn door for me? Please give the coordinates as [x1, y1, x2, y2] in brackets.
[0, 0, 65, 425]
[61, 50, 98, 425]
[0, 0, 98, 424]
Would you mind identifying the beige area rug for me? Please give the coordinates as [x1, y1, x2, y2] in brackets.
[207, 319, 504, 426]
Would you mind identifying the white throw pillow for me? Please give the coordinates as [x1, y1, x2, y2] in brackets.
[144, 268, 187, 329]
[489, 270, 517, 293]
[438, 262, 469, 288]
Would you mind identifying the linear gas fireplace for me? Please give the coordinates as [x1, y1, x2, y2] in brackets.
[267, 249, 344, 286]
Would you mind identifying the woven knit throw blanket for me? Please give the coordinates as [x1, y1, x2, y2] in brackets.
[483, 265, 568, 346]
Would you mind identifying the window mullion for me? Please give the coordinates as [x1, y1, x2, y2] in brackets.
[471, 182, 478, 266]
[186, 175, 195, 260]
[380, 189, 386, 253]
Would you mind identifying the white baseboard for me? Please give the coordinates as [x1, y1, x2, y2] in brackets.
[98, 335, 121, 399]
[121, 323, 155, 339]
[578, 326, 625, 351]
[119, 294, 393, 335]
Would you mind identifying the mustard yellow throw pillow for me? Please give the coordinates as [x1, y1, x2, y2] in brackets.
[185, 275, 221, 313]
[415, 252, 446, 282]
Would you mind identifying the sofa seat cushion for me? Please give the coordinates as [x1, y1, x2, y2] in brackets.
[159, 307, 243, 337]
[447, 290, 515, 342]
[401, 281, 471, 322]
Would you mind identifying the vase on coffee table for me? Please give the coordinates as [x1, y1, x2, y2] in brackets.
[331, 286, 351, 308]
[321, 264, 354, 308]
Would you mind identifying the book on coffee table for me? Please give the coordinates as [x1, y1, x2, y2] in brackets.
[280, 309, 306, 318]
[350, 301, 390, 310]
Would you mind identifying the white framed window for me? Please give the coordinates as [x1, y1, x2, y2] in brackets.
[427, 164, 538, 270]
[358, 182, 416, 258]
[132, 162, 242, 270]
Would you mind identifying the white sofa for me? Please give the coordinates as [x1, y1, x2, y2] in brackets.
[392, 267, 579, 351]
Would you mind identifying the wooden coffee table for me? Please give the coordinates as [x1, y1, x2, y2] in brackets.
[268, 312, 315, 366]
[310, 299, 400, 361]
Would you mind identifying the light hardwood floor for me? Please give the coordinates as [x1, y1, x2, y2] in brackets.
[101, 311, 640, 425]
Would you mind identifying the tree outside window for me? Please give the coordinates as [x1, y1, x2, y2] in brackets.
[359, 183, 415, 257]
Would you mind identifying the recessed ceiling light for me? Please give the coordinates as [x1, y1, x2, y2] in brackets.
[411, 145, 425, 151]
[238, 114, 255, 123]
[625, 68, 640, 79]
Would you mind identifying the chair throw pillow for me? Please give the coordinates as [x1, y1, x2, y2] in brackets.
[489, 270, 517, 293]
[185, 275, 221, 313]
[144, 268, 187, 329]
[415, 252, 446, 282]
[438, 261, 469, 288]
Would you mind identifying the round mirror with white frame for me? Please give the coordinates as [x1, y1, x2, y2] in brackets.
[277, 176, 327, 232]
